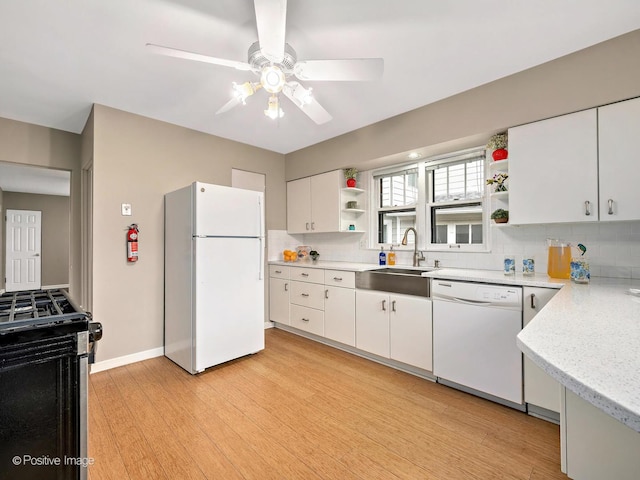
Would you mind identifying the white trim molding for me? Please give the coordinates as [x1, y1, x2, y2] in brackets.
[90, 346, 164, 374]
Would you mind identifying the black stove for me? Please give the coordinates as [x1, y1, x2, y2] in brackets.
[0, 289, 101, 480]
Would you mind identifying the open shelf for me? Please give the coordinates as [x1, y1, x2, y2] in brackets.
[341, 187, 365, 194]
[490, 191, 509, 198]
[489, 159, 509, 170]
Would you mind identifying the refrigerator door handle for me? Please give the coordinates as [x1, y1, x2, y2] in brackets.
[259, 236, 264, 280]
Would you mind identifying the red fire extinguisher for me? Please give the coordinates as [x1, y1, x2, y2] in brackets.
[127, 224, 139, 262]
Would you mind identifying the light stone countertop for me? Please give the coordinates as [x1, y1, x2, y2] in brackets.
[421, 267, 566, 289]
[269, 260, 383, 272]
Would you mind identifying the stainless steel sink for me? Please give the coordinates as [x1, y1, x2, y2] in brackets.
[356, 267, 434, 297]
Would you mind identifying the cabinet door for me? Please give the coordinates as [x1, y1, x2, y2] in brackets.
[599, 97, 640, 221]
[287, 177, 311, 234]
[390, 295, 432, 371]
[324, 286, 355, 346]
[355, 290, 390, 358]
[509, 109, 598, 224]
[523, 286, 560, 413]
[310, 170, 341, 232]
[269, 278, 289, 325]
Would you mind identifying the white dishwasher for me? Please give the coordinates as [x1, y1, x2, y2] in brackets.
[432, 279, 524, 410]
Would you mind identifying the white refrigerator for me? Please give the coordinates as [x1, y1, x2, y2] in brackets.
[164, 182, 265, 374]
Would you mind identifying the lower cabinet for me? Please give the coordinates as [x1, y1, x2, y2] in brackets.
[356, 290, 433, 371]
[290, 304, 324, 336]
[269, 266, 290, 325]
[324, 286, 356, 346]
[523, 286, 561, 414]
[390, 294, 432, 371]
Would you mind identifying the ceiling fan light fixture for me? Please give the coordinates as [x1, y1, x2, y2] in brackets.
[264, 94, 284, 119]
[261, 66, 286, 93]
[286, 82, 313, 107]
[232, 81, 258, 104]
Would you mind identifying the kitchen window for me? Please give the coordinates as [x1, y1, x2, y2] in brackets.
[426, 148, 487, 249]
[374, 166, 419, 244]
[371, 147, 487, 251]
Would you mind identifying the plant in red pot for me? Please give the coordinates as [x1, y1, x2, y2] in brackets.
[491, 208, 509, 224]
[487, 132, 508, 161]
[344, 168, 358, 188]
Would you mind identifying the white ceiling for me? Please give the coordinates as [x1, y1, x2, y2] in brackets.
[0, 0, 639, 154]
[0, 163, 70, 196]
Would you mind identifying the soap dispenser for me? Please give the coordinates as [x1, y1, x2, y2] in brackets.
[379, 246, 386, 265]
[387, 245, 396, 265]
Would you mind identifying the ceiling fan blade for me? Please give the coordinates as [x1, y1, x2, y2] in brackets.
[215, 96, 242, 115]
[283, 82, 332, 125]
[254, 0, 287, 63]
[146, 43, 252, 71]
[294, 58, 384, 81]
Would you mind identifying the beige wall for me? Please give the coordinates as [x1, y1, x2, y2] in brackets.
[0, 118, 81, 295]
[0, 187, 3, 290]
[285, 29, 640, 180]
[90, 105, 286, 362]
[3, 192, 70, 286]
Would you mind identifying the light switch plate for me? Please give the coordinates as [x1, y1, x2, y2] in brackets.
[121, 203, 132, 216]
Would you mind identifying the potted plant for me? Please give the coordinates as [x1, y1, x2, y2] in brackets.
[344, 168, 358, 187]
[486, 172, 508, 192]
[487, 132, 508, 161]
[309, 250, 320, 262]
[491, 208, 509, 223]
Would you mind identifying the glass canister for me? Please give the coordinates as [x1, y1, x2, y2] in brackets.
[547, 239, 571, 279]
[571, 256, 590, 283]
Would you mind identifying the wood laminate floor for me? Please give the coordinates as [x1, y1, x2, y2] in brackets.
[88, 328, 567, 480]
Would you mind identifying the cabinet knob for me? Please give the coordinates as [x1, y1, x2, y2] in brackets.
[301, 318, 309, 322]
[530, 293, 536, 309]
[301, 293, 309, 297]
[608, 198, 614, 215]
[391, 300, 396, 312]
[311, 222, 315, 230]
[301, 273, 309, 277]
[275, 270, 282, 274]
[584, 200, 591, 216]
[284, 283, 288, 292]
[325, 289, 329, 299]
[306, 222, 310, 230]
[333, 277, 342, 281]
[382, 299, 386, 311]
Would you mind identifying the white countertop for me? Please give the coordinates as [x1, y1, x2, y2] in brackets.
[269, 260, 382, 272]
[421, 267, 565, 289]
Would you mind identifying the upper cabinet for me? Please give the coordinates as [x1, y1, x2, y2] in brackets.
[508, 109, 599, 225]
[287, 170, 365, 234]
[598, 97, 640, 221]
[509, 97, 640, 225]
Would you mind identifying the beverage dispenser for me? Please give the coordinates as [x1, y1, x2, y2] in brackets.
[547, 239, 571, 279]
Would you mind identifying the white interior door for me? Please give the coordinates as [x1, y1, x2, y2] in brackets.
[5, 209, 42, 292]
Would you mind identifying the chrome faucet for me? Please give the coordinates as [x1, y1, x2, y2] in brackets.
[401, 227, 425, 267]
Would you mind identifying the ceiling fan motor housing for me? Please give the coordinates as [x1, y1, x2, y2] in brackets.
[248, 41, 297, 72]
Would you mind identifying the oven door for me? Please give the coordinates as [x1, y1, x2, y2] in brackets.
[0, 329, 88, 480]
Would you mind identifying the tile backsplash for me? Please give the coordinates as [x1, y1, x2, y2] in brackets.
[268, 221, 640, 279]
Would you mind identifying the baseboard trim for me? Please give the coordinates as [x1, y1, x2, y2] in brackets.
[42, 283, 70, 290]
[90, 346, 164, 374]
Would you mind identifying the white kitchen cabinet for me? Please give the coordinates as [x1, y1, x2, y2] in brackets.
[290, 304, 324, 336]
[355, 290, 390, 358]
[356, 290, 432, 370]
[286, 170, 342, 233]
[290, 281, 325, 310]
[389, 295, 432, 371]
[286, 177, 313, 233]
[269, 265, 290, 325]
[523, 287, 560, 414]
[509, 109, 599, 225]
[598, 96, 640, 222]
[324, 285, 355, 346]
[269, 278, 290, 325]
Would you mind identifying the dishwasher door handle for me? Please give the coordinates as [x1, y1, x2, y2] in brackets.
[451, 297, 493, 306]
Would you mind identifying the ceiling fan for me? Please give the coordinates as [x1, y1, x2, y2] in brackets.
[146, 0, 384, 124]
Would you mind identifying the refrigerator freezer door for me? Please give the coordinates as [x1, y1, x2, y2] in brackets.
[193, 237, 265, 371]
[194, 183, 264, 238]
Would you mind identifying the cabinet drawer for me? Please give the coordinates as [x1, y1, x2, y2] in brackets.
[290, 267, 324, 284]
[269, 265, 290, 279]
[290, 304, 324, 336]
[324, 270, 355, 288]
[290, 281, 324, 310]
